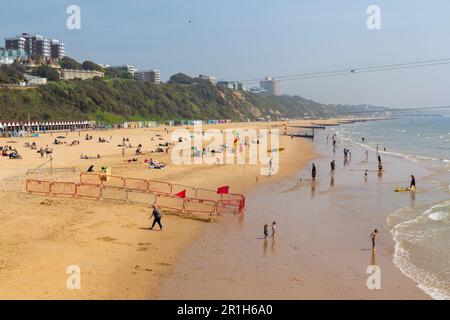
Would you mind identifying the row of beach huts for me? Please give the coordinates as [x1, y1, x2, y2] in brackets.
[0, 119, 233, 135]
[121, 119, 232, 129]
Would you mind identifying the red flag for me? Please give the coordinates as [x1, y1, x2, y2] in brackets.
[175, 190, 186, 198]
[217, 186, 229, 194]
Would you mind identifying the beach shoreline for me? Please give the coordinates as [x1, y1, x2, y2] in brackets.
[155, 125, 434, 300]
[1, 117, 432, 300]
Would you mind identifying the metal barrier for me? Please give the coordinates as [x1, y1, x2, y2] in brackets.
[50, 181, 77, 197]
[196, 188, 221, 201]
[101, 185, 128, 202]
[76, 183, 102, 199]
[171, 183, 196, 198]
[127, 190, 157, 206]
[155, 194, 185, 212]
[26, 173, 246, 215]
[184, 198, 217, 215]
[124, 177, 147, 192]
[26, 179, 51, 194]
[102, 175, 125, 188]
[147, 180, 171, 194]
[80, 172, 102, 185]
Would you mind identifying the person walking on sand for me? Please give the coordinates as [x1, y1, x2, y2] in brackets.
[370, 229, 378, 250]
[311, 163, 317, 180]
[410, 175, 416, 190]
[150, 205, 163, 230]
[364, 170, 368, 181]
[271, 221, 277, 237]
[264, 224, 269, 239]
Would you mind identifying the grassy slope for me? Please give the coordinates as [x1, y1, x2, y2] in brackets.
[0, 78, 384, 123]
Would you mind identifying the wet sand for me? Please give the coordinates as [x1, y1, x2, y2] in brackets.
[156, 129, 433, 299]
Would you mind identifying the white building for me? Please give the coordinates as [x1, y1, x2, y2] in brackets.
[199, 74, 217, 85]
[260, 76, 280, 96]
[134, 69, 161, 84]
[109, 64, 137, 76]
[23, 74, 47, 86]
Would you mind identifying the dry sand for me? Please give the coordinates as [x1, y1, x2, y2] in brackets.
[0, 121, 315, 299]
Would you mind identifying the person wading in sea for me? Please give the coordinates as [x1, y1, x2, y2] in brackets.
[312, 163, 317, 180]
[370, 229, 378, 250]
[410, 175, 416, 190]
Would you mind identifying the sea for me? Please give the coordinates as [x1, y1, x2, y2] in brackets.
[334, 116, 450, 300]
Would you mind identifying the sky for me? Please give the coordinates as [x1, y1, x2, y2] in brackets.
[1, 0, 450, 108]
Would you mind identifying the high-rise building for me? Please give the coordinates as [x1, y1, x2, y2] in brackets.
[134, 69, 161, 84]
[260, 76, 280, 96]
[5, 35, 26, 51]
[4, 33, 64, 60]
[50, 39, 65, 59]
[30, 35, 50, 58]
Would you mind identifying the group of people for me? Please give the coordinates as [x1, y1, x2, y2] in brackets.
[81, 154, 101, 160]
[263, 221, 277, 239]
[37, 145, 53, 158]
[145, 158, 166, 169]
[1, 145, 21, 159]
[24, 142, 37, 149]
[335, 135, 419, 251]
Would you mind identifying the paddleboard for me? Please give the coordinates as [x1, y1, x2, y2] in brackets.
[395, 187, 416, 192]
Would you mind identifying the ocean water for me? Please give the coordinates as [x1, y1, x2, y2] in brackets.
[335, 116, 450, 300]
[335, 116, 450, 165]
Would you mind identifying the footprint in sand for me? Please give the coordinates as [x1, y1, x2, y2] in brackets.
[97, 236, 116, 242]
[156, 262, 171, 266]
[134, 265, 152, 272]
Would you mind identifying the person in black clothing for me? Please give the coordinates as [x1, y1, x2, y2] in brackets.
[150, 205, 163, 230]
[370, 229, 378, 250]
[312, 163, 317, 180]
[410, 175, 416, 190]
[330, 160, 336, 175]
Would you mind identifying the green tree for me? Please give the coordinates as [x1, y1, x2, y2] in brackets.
[32, 65, 60, 81]
[0, 63, 25, 84]
[82, 60, 103, 71]
[105, 68, 133, 79]
[59, 56, 82, 70]
[169, 73, 193, 84]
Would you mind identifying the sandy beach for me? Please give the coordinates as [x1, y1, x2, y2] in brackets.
[0, 118, 432, 300]
[0, 121, 315, 299]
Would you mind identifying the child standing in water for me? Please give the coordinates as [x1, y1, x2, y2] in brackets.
[264, 224, 269, 239]
[271, 221, 277, 237]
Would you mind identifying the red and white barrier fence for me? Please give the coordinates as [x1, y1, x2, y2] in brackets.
[26, 173, 245, 215]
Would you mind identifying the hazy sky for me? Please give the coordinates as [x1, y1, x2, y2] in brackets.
[1, 0, 450, 108]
